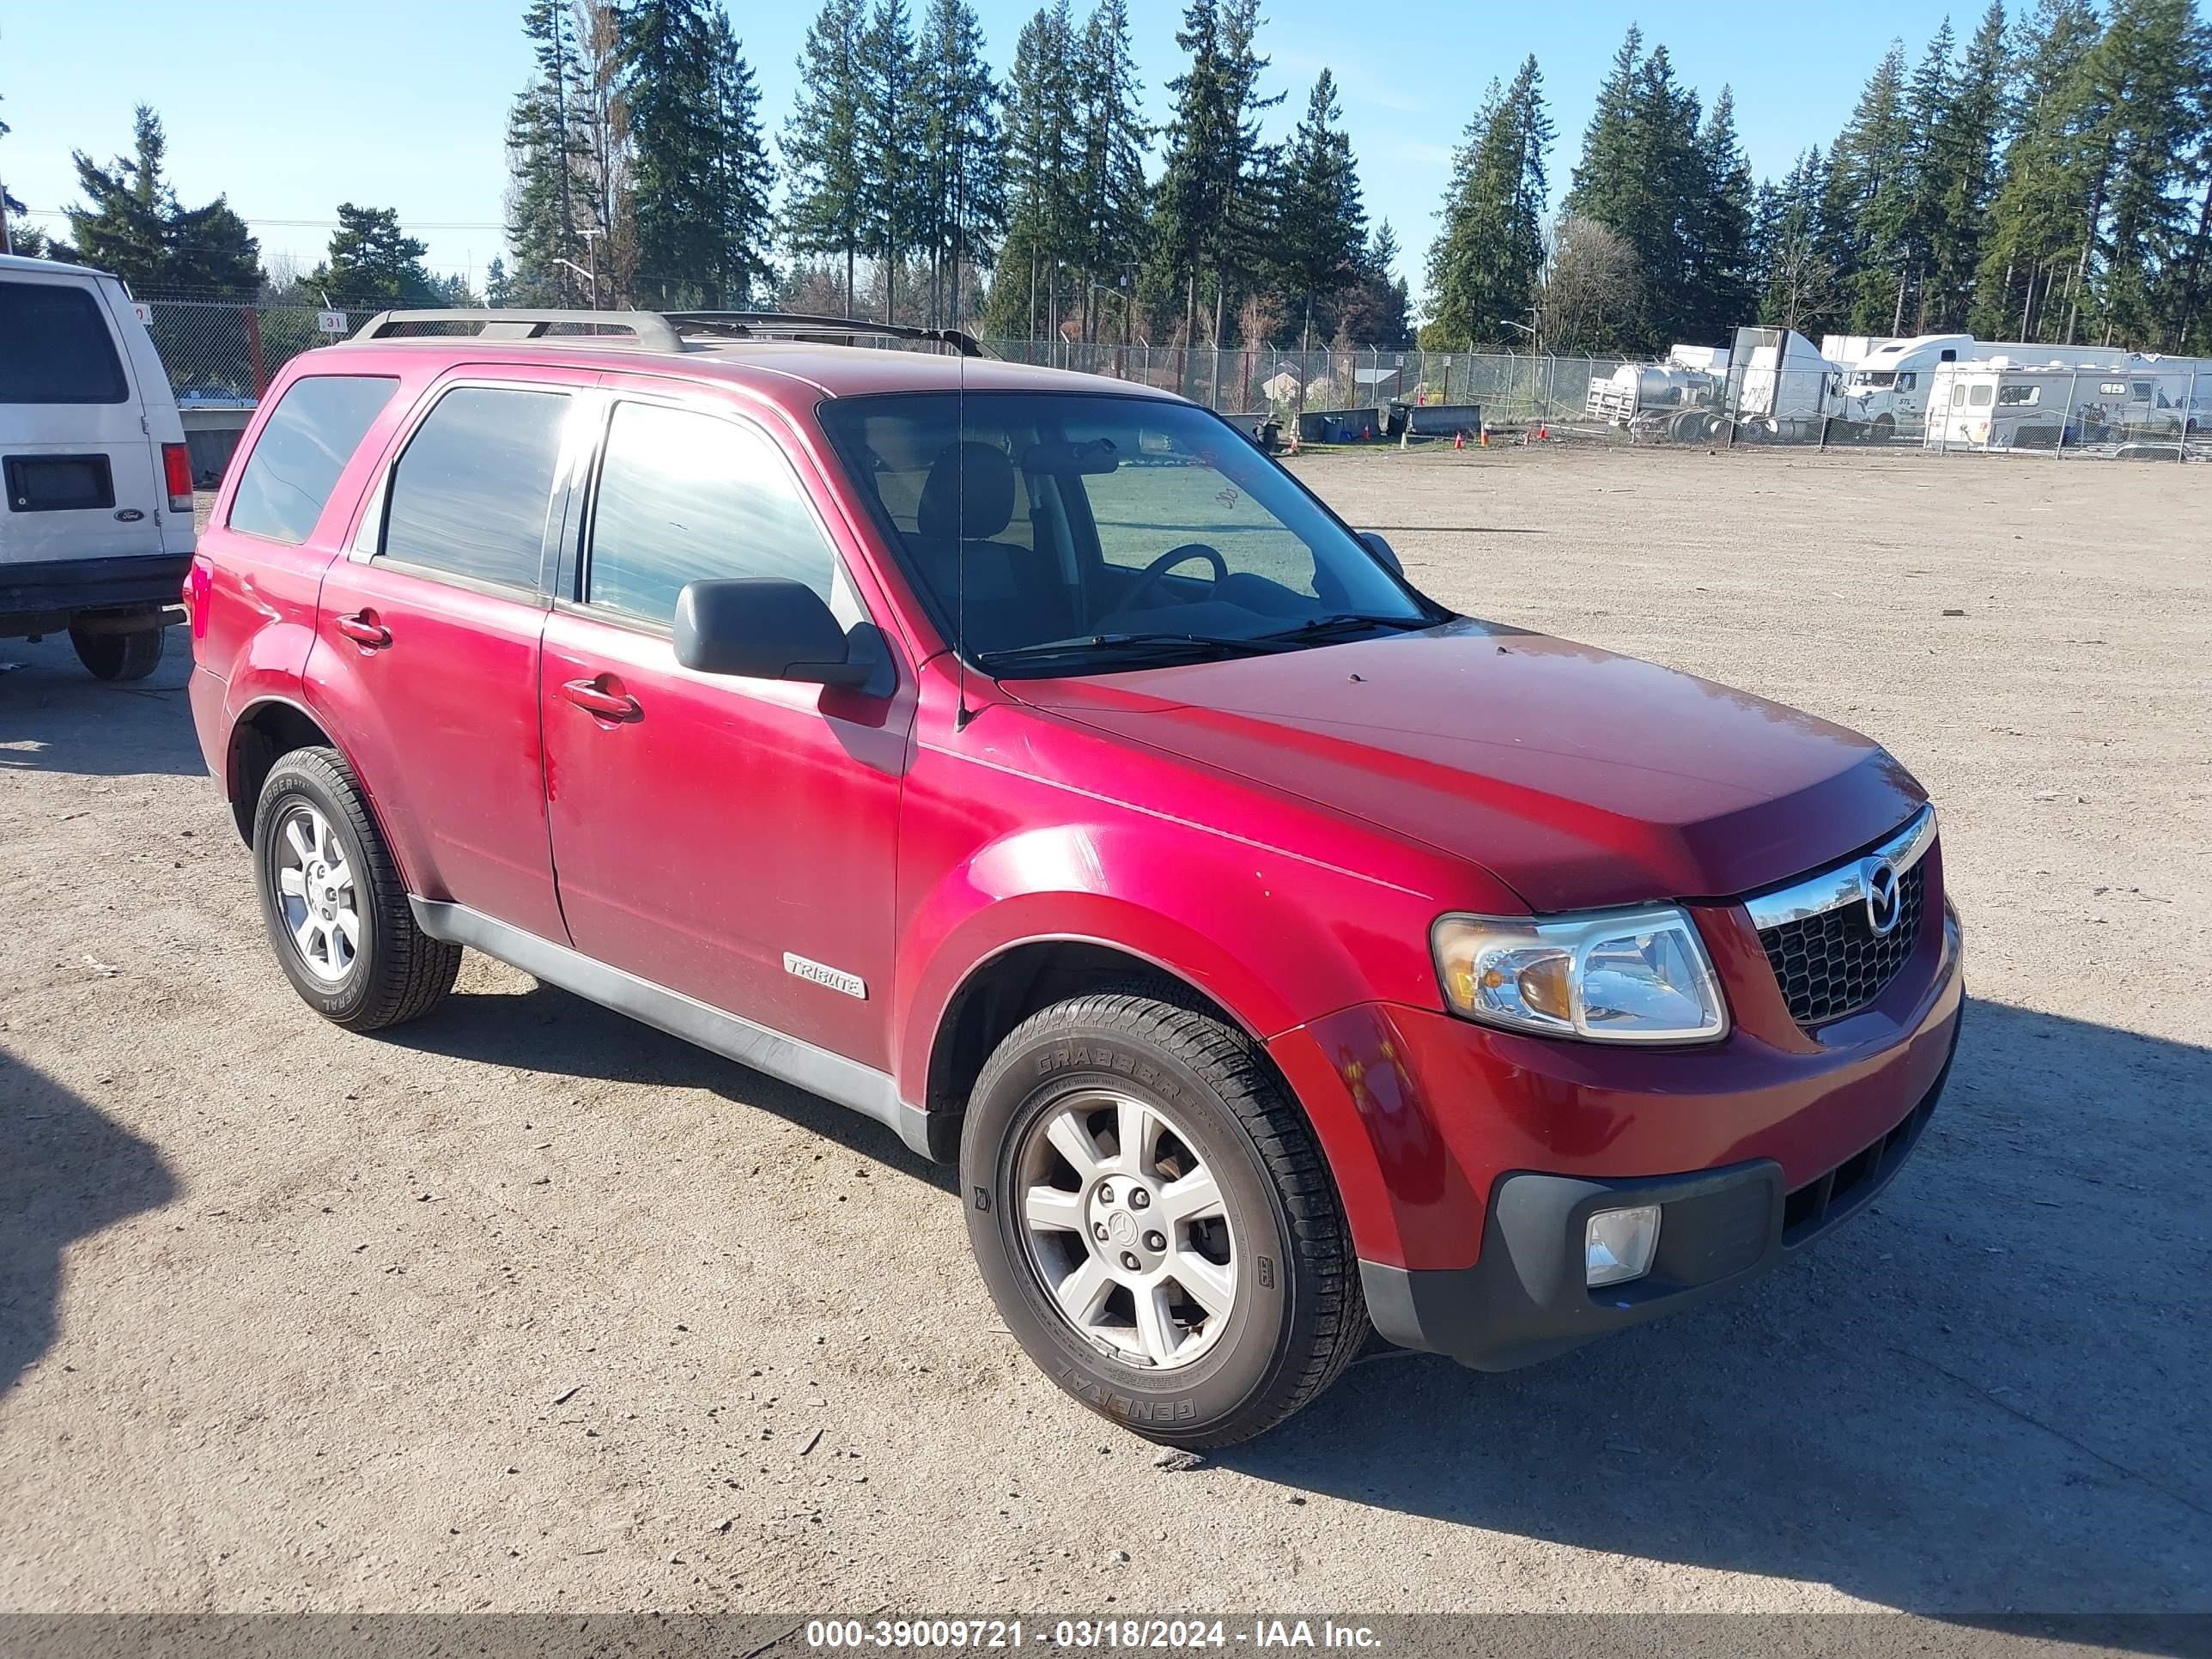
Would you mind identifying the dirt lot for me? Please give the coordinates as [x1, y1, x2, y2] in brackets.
[2, 445, 2207, 1620]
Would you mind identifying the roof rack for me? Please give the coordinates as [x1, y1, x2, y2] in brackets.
[342, 307, 986, 360]
[348, 309, 685, 351]
[665, 311, 986, 358]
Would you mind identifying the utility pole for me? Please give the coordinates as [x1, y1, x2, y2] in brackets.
[0, 173, 12, 255]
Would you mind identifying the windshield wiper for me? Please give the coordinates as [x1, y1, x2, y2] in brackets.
[1250, 613, 1435, 643]
[975, 631, 1297, 672]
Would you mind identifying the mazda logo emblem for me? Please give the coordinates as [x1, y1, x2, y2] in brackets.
[1864, 859, 1903, 937]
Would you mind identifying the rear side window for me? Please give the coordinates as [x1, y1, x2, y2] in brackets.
[380, 386, 569, 589]
[584, 401, 840, 625]
[227, 374, 398, 544]
[0, 281, 128, 404]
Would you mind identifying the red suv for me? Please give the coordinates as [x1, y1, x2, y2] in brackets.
[188, 310, 1962, 1447]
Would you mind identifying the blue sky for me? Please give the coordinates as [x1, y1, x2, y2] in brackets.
[3, 1, 1953, 307]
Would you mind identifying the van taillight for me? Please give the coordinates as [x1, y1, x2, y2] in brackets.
[162, 443, 193, 513]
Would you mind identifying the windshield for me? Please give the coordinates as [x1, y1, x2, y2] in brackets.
[818, 392, 1433, 674]
[1851, 370, 1897, 389]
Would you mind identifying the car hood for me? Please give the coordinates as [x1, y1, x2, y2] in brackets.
[1005, 619, 1925, 912]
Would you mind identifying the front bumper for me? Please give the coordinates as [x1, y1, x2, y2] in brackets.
[1359, 1021, 1955, 1370]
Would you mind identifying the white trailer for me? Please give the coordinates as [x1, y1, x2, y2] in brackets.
[1842, 334, 2137, 439]
[1923, 357, 2206, 453]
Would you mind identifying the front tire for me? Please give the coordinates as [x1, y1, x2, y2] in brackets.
[961, 991, 1368, 1448]
[70, 621, 164, 681]
[252, 746, 459, 1031]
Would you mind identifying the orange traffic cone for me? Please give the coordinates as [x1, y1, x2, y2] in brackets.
[1454, 430, 1465, 450]
[1537, 422, 1549, 441]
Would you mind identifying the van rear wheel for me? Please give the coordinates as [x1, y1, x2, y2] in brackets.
[961, 991, 1368, 1448]
[70, 620, 164, 682]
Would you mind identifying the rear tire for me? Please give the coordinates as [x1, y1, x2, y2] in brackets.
[252, 746, 459, 1031]
[960, 991, 1368, 1448]
[70, 622, 163, 682]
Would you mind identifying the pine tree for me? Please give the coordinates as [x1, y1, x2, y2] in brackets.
[505, 0, 586, 305]
[309, 204, 434, 304]
[1893, 21, 1958, 331]
[1334, 221, 1412, 346]
[1824, 42, 1916, 331]
[782, 0, 871, 312]
[859, 0, 924, 321]
[1562, 31, 1705, 349]
[2084, 0, 2209, 345]
[1210, 0, 1284, 345]
[1150, 0, 1233, 346]
[1278, 70, 1368, 351]
[1754, 148, 1842, 333]
[623, 0, 720, 302]
[994, 2, 1080, 338]
[1425, 57, 1551, 350]
[702, 9, 776, 307]
[1972, 0, 2103, 339]
[1072, 0, 1148, 341]
[1928, 2, 2009, 330]
[1686, 86, 1757, 342]
[915, 0, 1003, 328]
[64, 106, 259, 295]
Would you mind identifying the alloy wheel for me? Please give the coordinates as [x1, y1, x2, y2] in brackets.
[272, 803, 360, 983]
[1014, 1088, 1239, 1370]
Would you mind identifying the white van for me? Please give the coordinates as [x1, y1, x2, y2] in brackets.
[1, 252, 195, 679]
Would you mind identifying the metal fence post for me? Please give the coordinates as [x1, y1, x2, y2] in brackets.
[2181, 363, 2197, 462]
[2057, 370, 2078, 459]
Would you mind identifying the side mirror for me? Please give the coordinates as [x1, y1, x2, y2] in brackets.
[1358, 531, 1404, 576]
[673, 577, 871, 688]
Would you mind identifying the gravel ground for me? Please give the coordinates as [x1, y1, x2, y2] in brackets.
[2, 445, 2206, 1620]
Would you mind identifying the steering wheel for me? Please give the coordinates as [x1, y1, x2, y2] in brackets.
[1115, 543, 1228, 614]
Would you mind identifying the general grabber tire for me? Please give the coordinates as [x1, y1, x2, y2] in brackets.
[252, 746, 459, 1032]
[961, 991, 1369, 1448]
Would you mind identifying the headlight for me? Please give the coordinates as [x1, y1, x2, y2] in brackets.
[1431, 905, 1728, 1042]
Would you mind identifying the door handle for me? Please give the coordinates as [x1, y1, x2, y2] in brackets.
[335, 612, 391, 649]
[559, 677, 642, 721]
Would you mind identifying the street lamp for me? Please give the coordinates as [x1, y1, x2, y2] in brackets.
[553, 257, 598, 311]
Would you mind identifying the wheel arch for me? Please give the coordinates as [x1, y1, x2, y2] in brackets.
[920, 933, 1276, 1164]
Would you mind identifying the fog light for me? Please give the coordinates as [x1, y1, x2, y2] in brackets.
[1585, 1205, 1662, 1287]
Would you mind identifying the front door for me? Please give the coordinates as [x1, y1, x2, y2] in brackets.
[540, 392, 911, 1068]
[308, 377, 580, 944]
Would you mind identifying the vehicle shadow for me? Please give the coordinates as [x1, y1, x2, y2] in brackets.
[0, 1048, 179, 1395]
[1222, 997, 2212, 1633]
[0, 634, 205, 780]
[380, 983, 955, 1196]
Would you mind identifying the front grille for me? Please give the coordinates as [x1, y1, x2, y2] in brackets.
[1758, 860, 1925, 1025]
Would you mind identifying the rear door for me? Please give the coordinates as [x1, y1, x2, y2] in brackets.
[0, 270, 165, 566]
[306, 370, 586, 944]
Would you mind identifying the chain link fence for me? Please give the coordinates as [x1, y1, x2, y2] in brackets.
[141, 299, 2207, 465]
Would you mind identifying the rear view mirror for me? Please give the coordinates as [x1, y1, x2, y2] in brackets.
[673, 577, 871, 687]
[1358, 531, 1404, 575]
[1020, 439, 1120, 475]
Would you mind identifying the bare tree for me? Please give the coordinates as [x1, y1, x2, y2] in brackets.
[1534, 214, 1638, 356]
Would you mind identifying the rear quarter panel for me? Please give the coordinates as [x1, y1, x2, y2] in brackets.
[190, 355, 423, 801]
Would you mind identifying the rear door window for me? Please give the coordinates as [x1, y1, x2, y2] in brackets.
[0, 280, 128, 404]
[227, 374, 398, 545]
[380, 386, 570, 590]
